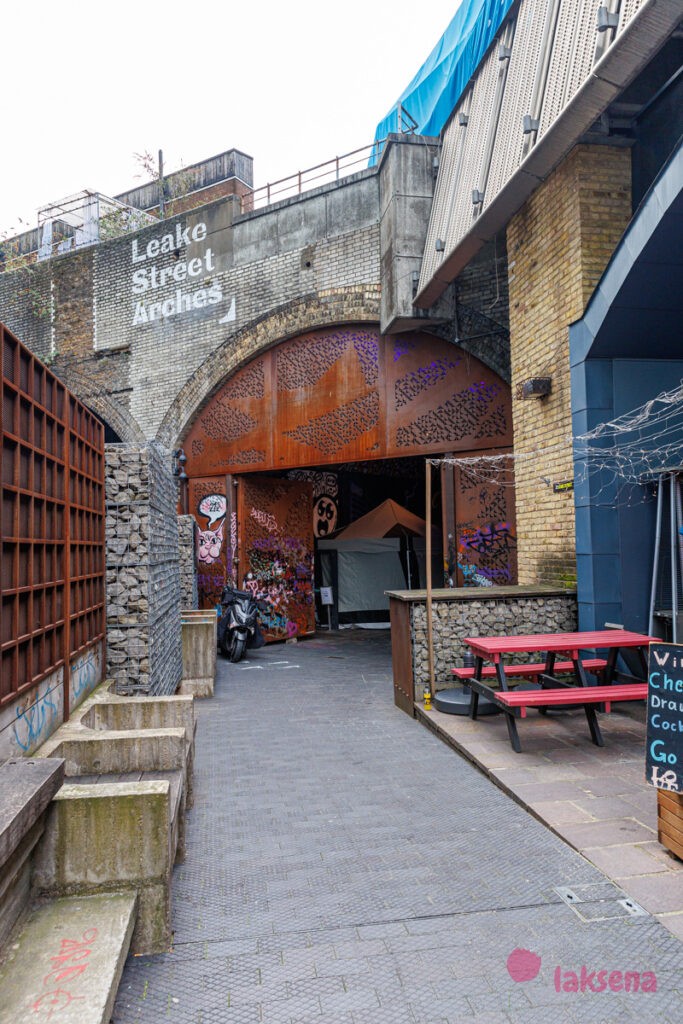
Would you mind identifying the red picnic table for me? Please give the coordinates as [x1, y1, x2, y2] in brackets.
[457, 629, 656, 753]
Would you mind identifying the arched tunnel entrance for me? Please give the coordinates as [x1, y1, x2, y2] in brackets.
[182, 325, 516, 640]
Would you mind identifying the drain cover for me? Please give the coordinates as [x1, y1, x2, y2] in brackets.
[554, 883, 649, 922]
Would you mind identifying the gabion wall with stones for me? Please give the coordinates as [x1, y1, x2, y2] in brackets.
[410, 592, 578, 698]
[105, 442, 182, 695]
[178, 514, 198, 610]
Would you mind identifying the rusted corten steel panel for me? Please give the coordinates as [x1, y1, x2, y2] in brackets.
[1, 323, 105, 704]
[449, 457, 518, 588]
[184, 326, 513, 475]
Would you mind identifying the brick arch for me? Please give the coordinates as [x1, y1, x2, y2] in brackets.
[155, 286, 380, 448]
[51, 363, 146, 443]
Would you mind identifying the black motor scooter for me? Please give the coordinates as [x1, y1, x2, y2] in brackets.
[217, 585, 265, 663]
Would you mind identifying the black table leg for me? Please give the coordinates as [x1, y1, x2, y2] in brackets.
[495, 658, 522, 752]
[469, 655, 483, 720]
[574, 656, 604, 746]
[538, 651, 557, 715]
[604, 647, 618, 685]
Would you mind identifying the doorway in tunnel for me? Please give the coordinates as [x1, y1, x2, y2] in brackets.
[274, 455, 443, 631]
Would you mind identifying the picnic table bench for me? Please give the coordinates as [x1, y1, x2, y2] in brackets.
[451, 658, 608, 682]
[460, 630, 655, 752]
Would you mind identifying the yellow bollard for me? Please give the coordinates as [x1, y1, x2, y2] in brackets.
[423, 685, 432, 711]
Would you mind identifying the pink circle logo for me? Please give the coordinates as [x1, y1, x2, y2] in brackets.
[507, 948, 542, 982]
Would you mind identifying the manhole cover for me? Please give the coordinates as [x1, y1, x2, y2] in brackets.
[554, 883, 649, 922]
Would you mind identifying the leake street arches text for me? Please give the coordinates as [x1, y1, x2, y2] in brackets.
[130, 222, 222, 325]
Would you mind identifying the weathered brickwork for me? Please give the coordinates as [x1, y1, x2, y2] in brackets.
[0, 262, 52, 361]
[0, 168, 386, 446]
[105, 442, 182, 695]
[410, 590, 578, 698]
[506, 145, 631, 585]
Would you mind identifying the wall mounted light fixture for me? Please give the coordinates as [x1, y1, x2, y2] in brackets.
[518, 377, 552, 399]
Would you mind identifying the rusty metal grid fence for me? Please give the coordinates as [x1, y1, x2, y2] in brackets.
[1, 322, 105, 706]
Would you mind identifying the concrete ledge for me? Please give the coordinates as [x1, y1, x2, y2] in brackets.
[0, 893, 136, 1024]
[179, 615, 216, 698]
[33, 782, 171, 954]
[0, 759, 65, 873]
[37, 727, 187, 777]
[81, 692, 195, 744]
[0, 759, 65, 948]
[35, 684, 194, 787]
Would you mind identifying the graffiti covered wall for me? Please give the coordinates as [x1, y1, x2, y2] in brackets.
[0, 640, 104, 760]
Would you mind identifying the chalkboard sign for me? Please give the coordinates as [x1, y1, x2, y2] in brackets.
[646, 643, 683, 793]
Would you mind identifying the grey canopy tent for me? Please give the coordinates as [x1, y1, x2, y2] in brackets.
[317, 499, 427, 623]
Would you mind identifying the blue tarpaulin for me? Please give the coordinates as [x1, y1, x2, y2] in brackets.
[371, 0, 516, 160]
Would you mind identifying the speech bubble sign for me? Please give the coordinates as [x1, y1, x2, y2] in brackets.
[198, 493, 226, 528]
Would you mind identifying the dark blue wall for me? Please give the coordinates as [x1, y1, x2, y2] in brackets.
[571, 356, 683, 633]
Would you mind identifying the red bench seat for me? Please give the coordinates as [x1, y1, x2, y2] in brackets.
[451, 658, 607, 681]
[496, 683, 647, 717]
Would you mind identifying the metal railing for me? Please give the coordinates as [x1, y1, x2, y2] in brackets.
[240, 139, 388, 213]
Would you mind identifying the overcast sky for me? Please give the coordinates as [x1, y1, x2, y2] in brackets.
[1, 1, 459, 237]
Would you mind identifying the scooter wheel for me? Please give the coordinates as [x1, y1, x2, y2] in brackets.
[229, 634, 247, 663]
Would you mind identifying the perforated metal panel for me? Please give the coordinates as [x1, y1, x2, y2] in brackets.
[539, 0, 597, 135]
[486, 0, 550, 203]
[447, 44, 505, 248]
[419, 0, 678, 299]
[419, 101, 471, 289]
[619, 0, 645, 29]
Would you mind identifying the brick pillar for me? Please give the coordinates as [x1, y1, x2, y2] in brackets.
[506, 145, 631, 585]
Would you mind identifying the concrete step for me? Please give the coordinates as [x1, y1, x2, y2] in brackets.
[0, 893, 136, 1024]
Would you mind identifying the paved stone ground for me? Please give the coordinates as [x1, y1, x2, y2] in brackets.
[113, 631, 682, 1024]
[418, 684, 683, 940]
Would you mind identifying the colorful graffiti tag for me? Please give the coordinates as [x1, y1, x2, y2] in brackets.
[244, 531, 314, 640]
[457, 520, 517, 587]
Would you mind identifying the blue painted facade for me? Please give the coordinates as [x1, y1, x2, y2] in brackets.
[569, 140, 683, 634]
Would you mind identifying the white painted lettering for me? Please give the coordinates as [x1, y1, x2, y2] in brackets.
[192, 223, 207, 243]
[160, 233, 174, 254]
[187, 258, 202, 277]
[193, 289, 207, 309]
[147, 238, 160, 258]
[132, 239, 145, 264]
[131, 269, 149, 295]
[175, 224, 191, 248]
[132, 301, 148, 324]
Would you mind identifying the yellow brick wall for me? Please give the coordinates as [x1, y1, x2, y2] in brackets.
[506, 145, 632, 585]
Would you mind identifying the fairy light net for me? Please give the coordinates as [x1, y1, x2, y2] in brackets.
[428, 379, 683, 588]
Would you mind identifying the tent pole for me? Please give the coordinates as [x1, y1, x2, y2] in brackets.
[425, 460, 435, 697]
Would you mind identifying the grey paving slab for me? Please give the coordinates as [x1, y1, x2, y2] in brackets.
[112, 631, 683, 1024]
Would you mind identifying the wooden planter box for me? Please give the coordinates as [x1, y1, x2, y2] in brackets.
[657, 790, 683, 861]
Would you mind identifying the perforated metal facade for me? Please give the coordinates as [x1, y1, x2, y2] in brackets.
[417, 0, 682, 301]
